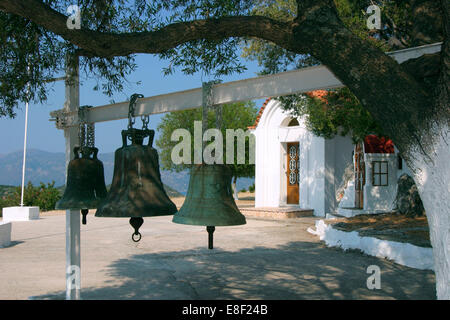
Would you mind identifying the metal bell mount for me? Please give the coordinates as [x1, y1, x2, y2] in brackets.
[56, 105, 108, 224]
[95, 94, 177, 242]
[172, 81, 246, 249]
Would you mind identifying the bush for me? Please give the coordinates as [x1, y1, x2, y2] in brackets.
[35, 182, 62, 211]
[239, 188, 247, 193]
[394, 174, 425, 217]
[0, 197, 17, 216]
[248, 183, 255, 193]
[0, 181, 61, 213]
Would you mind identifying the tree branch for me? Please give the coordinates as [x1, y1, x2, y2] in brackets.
[0, 0, 295, 57]
[291, 0, 437, 159]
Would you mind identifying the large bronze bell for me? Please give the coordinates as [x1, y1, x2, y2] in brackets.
[172, 164, 246, 249]
[95, 128, 177, 241]
[56, 146, 108, 224]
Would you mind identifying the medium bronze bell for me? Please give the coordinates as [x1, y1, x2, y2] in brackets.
[172, 164, 246, 249]
[95, 128, 177, 242]
[56, 146, 108, 224]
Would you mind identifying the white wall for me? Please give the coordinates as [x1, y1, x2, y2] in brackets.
[339, 180, 355, 208]
[325, 135, 354, 214]
[337, 149, 416, 216]
[363, 153, 398, 212]
[394, 146, 414, 179]
[307, 136, 326, 216]
[299, 131, 313, 210]
[253, 100, 284, 208]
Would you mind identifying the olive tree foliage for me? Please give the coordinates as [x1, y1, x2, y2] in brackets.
[0, 0, 256, 118]
[242, 0, 436, 143]
[0, 0, 145, 117]
[241, 0, 417, 76]
[279, 88, 385, 143]
[155, 101, 257, 182]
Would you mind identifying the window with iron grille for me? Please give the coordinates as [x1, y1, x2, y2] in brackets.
[372, 161, 388, 186]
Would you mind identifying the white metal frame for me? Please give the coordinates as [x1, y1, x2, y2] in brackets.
[56, 42, 441, 300]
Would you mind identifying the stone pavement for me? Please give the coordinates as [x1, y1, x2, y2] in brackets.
[0, 212, 436, 300]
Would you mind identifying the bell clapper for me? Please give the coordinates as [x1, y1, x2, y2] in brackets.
[81, 209, 89, 225]
[130, 217, 144, 242]
[207, 226, 215, 250]
[132, 232, 142, 242]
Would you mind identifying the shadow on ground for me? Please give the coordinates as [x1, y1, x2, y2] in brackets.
[34, 241, 435, 300]
[1, 240, 24, 248]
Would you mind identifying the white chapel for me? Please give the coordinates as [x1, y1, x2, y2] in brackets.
[248, 96, 412, 218]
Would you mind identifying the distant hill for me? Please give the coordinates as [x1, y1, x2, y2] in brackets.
[0, 149, 66, 186]
[0, 149, 254, 195]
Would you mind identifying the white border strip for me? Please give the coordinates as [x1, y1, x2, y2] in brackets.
[308, 220, 434, 270]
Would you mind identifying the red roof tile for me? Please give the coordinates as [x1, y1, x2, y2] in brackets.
[305, 90, 329, 102]
[248, 90, 330, 130]
[248, 98, 272, 129]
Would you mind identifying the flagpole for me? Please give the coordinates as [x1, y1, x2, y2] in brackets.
[20, 99, 29, 207]
[20, 71, 30, 207]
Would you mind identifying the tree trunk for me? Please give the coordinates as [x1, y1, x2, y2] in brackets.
[292, 1, 450, 298]
[408, 123, 450, 299]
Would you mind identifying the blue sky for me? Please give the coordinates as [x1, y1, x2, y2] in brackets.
[0, 53, 265, 155]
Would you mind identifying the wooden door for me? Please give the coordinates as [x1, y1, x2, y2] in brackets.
[354, 142, 365, 209]
[287, 142, 299, 204]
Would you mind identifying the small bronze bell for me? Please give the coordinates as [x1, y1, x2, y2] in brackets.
[172, 164, 246, 249]
[56, 146, 108, 224]
[95, 128, 177, 241]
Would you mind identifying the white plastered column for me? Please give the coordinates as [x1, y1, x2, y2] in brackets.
[64, 56, 81, 300]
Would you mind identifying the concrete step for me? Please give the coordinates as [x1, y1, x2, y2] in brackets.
[240, 207, 314, 219]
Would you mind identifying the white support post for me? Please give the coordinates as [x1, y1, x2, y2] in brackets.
[64, 55, 81, 300]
